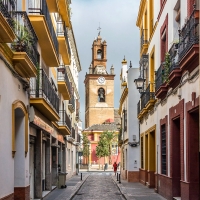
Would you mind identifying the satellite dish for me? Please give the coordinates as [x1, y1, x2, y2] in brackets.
[29, 106, 35, 122]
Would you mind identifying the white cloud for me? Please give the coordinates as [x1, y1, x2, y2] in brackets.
[71, 0, 140, 128]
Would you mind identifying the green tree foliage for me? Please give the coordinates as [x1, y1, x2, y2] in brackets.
[96, 135, 109, 159]
[96, 131, 117, 164]
[163, 53, 171, 83]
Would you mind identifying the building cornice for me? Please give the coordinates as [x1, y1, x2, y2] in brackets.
[118, 88, 128, 114]
[84, 74, 115, 85]
[66, 67, 80, 99]
[68, 27, 81, 72]
[136, 0, 146, 27]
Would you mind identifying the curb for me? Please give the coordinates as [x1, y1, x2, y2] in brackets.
[111, 176, 129, 200]
[67, 174, 90, 200]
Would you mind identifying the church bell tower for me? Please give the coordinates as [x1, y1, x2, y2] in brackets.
[84, 33, 115, 128]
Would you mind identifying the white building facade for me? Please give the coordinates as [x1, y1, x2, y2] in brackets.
[119, 59, 140, 182]
[0, 0, 81, 199]
[136, 0, 199, 199]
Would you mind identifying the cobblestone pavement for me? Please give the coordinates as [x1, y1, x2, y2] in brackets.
[73, 174, 125, 200]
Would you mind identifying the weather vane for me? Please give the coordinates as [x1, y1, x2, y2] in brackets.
[97, 23, 101, 36]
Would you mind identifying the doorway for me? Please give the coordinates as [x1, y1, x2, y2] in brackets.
[14, 108, 26, 198]
[29, 142, 35, 200]
[172, 117, 181, 197]
[187, 108, 199, 199]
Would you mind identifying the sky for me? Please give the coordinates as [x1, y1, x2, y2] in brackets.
[71, 0, 140, 129]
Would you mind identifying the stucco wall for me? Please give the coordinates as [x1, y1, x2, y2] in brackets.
[0, 59, 29, 198]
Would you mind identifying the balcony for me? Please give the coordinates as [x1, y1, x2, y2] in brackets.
[56, 110, 71, 135]
[46, 0, 58, 13]
[140, 84, 155, 115]
[57, 65, 71, 100]
[57, 21, 71, 65]
[140, 29, 148, 55]
[28, 0, 59, 67]
[168, 43, 181, 88]
[30, 69, 60, 121]
[178, 8, 199, 72]
[11, 12, 39, 78]
[68, 94, 75, 113]
[155, 63, 168, 99]
[57, 0, 71, 28]
[0, 0, 16, 42]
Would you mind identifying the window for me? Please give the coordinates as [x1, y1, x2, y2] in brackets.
[97, 49, 102, 59]
[112, 144, 118, 155]
[141, 137, 144, 168]
[68, 149, 70, 165]
[161, 124, 167, 175]
[124, 110, 127, 132]
[98, 88, 105, 102]
[160, 15, 168, 62]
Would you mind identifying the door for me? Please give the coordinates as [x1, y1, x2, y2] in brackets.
[29, 144, 34, 199]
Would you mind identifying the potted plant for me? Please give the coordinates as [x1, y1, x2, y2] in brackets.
[12, 21, 33, 52]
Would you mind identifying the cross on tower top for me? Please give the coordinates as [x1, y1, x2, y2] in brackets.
[97, 23, 101, 36]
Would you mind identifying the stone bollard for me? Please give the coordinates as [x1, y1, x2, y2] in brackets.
[117, 173, 119, 181]
[81, 173, 82, 181]
[119, 174, 121, 184]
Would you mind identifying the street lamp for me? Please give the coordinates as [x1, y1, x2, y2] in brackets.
[134, 77, 145, 90]
[87, 141, 90, 171]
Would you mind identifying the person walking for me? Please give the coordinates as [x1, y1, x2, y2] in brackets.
[113, 162, 118, 176]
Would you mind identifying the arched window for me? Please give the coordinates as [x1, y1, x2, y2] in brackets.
[97, 49, 102, 59]
[98, 88, 105, 102]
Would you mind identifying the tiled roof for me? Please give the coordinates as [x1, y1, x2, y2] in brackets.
[84, 123, 117, 131]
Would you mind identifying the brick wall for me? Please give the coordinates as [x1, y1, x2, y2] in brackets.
[14, 186, 30, 200]
[0, 193, 14, 200]
[139, 168, 148, 185]
[127, 171, 139, 182]
[158, 174, 172, 200]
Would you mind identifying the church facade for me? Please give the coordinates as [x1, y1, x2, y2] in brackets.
[83, 33, 120, 166]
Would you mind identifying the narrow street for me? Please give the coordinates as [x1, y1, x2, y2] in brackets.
[73, 174, 125, 200]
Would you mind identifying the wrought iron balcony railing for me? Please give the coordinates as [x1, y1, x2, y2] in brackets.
[178, 8, 199, 60]
[71, 127, 75, 139]
[155, 63, 165, 92]
[141, 92, 146, 111]
[168, 43, 179, 73]
[30, 69, 59, 113]
[137, 100, 140, 116]
[68, 94, 75, 112]
[140, 29, 148, 50]
[57, 110, 71, 130]
[0, 0, 16, 29]
[28, 0, 59, 57]
[57, 65, 71, 92]
[145, 84, 155, 103]
[57, 21, 71, 57]
[11, 12, 40, 67]
[141, 84, 155, 110]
